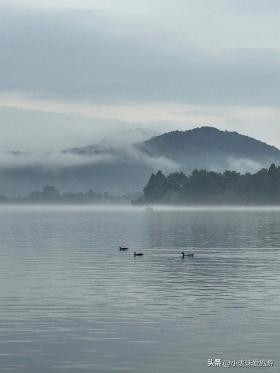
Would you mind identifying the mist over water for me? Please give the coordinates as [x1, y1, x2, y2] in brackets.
[0, 205, 279, 372]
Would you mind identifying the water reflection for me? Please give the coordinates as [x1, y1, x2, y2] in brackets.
[0, 206, 279, 372]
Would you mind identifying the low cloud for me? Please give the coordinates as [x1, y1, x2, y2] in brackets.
[226, 157, 264, 173]
[0, 151, 114, 169]
[122, 145, 181, 172]
[0, 144, 181, 174]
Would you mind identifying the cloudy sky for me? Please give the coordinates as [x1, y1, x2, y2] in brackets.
[1, 0, 280, 150]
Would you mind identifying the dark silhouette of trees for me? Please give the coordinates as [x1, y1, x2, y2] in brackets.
[24, 186, 135, 204]
[137, 164, 280, 205]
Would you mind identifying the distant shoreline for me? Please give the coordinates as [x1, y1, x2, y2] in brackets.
[2, 202, 280, 210]
[135, 164, 280, 206]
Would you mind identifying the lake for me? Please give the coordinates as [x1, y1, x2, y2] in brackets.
[0, 205, 279, 372]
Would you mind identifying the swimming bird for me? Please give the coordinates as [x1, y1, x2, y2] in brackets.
[134, 252, 144, 257]
[119, 246, 129, 251]
[181, 252, 194, 258]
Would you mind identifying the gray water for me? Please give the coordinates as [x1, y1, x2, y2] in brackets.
[0, 205, 279, 373]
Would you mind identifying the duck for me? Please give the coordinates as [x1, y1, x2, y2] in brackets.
[134, 252, 144, 257]
[119, 246, 129, 251]
[181, 252, 194, 258]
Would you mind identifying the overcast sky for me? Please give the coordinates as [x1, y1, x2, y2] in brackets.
[1, 0, 280, 150]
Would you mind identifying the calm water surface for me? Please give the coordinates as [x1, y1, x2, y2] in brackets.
[0, 205, 279, 372]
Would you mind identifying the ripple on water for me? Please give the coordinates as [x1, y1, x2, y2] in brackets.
[0, 206, 279, 372]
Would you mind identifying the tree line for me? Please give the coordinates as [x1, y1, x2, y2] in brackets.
[135, 164, 280, 205]
[0, 185, 138, 204]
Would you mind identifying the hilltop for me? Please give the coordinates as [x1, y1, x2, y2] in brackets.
[1, 127, 280, 196]
[137, 126, 280, 172]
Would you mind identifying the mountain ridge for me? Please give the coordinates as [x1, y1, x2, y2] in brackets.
[137, 126, 280, 163]
[1, 126, 280, 196]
